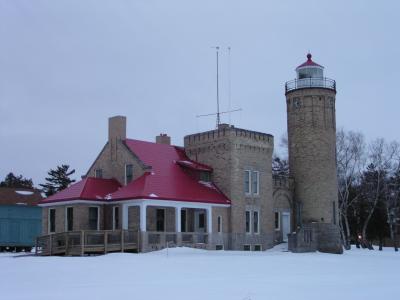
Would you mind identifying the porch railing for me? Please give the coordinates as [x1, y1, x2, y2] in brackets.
[36, 230, 139, 256]
[36, 230, 213, 256]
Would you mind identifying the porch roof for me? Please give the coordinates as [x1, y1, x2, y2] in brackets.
[39, 177, 121, 204]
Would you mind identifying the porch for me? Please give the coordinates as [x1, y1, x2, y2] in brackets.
[35, 230, 216, 256]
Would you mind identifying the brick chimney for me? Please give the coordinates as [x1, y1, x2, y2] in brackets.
[156, 133, 171, 145]
[108, 116, 126, 143]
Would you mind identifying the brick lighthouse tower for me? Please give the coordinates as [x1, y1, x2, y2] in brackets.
[285, 53, 342, 254]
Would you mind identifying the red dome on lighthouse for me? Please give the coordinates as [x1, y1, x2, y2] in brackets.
[296, 53, 323, 70]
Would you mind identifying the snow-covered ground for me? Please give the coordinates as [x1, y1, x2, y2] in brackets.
[1, 245, 398, 300]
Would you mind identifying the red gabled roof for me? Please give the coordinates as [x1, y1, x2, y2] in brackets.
[39, 177, 121, 204]
[296, 53, 323, 69]
[0, 187, 42, 206]
[108, 139, 230, 205]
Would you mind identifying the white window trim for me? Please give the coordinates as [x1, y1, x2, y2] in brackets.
[253, 210, 260, 234]
[252, 171, 260, 196]
[112, 206, 119, 230]
[89, 206, 100, 230]
[245, 210, 251, 234]
[217, 215, 222, 233]
[65, 206, 73, 232]
[48, 208, 56, 233]
[244, 170, 251, 195]
[275, 211, 281, 231]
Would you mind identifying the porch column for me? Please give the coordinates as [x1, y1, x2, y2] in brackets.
[140, 204, 147, 232]
[206, 208, 212, 233]
[175, 206, 181, 232]
[122, 204, 129, 230]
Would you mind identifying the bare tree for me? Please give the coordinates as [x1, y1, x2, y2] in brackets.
[384, 143, 400, 251]
[359, 139, 399, 248]
[336, 129, 366, 249]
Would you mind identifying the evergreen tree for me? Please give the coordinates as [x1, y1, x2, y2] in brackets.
[40, 165, 76, 197]
[0, 172, 34, 189]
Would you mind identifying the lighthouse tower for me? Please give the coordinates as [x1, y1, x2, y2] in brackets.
[285, 54, 342, 254]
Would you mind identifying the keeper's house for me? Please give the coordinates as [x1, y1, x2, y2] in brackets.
[37, 116, 293, 255]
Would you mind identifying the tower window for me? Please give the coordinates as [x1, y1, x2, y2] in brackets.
[293, 98, 301, 109]
[252, 171, 260, 195]
[244, 170, 251, 194]
[253, 211, 259, 234]
[274, 212, 280, 230]
[245, 211, 251, 233]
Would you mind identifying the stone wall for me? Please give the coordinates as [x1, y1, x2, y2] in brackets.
[288, 222, 343, 254]
[41, 204, 104, 234]
[286, 88, 339, 225]
[184, 125, 275, 250]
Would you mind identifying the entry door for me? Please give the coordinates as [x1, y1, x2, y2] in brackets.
[281, 212, 291, 242]
[194, 211, 205, 233]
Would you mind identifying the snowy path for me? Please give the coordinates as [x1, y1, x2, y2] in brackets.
[0, 246, 398, 300]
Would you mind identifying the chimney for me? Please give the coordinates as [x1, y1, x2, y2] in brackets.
[108, 116, 126, 143]
[156, 133, 171, 145]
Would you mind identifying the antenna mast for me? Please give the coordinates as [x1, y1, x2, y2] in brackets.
[214, 46, 220, 128]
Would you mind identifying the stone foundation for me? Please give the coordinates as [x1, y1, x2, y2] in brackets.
[288, 223, 343, 254]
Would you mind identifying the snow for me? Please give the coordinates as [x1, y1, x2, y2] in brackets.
[15, 190, 34, 195]
[149, 193, 158, 197]
[0, 245, 399, 300]
[198, 180, 217, 190]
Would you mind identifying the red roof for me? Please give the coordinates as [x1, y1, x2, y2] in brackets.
[296, 53, 323, 69]
[109, 139, 230, 204]
[39, 178, 121, 204]
[39, 139, 230, 206]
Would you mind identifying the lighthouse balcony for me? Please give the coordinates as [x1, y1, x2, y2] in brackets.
[285, 77, 336, 94]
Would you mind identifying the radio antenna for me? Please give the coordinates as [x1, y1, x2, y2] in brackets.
[212, 46, 220, 128]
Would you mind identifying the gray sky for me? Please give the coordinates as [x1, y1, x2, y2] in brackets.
[1, 0, 400, 186]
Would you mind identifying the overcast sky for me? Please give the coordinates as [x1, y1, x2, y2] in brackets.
[1, 0, 400, 186]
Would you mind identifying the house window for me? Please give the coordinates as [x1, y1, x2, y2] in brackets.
[252, 171, 260, 195]
[49, 208, 56, 233]
[244, 170, 251, 194]
[156, 209, 165, 232]
[216, 245, 224, 250]
[125, 164, 133, 184]
[113, 206, 119, 230]
[200, 171, 211, 182]
[243, 244, 251, 251]
[253, 211, 259, 234]
[254, 245, 262, 251]
[198, 213, 205, 229]
[181, 209, 187, 232]
[66, 207, 73, 232]
[275, 212, 280, 230]
[94, 169, 103, 178]
[245, 211, 251, 233]
[217, 216, 222, 233]
[89, 207, 99, 230]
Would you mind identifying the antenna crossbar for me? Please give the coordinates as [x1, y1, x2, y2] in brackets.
[196, 108, 242, 118]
